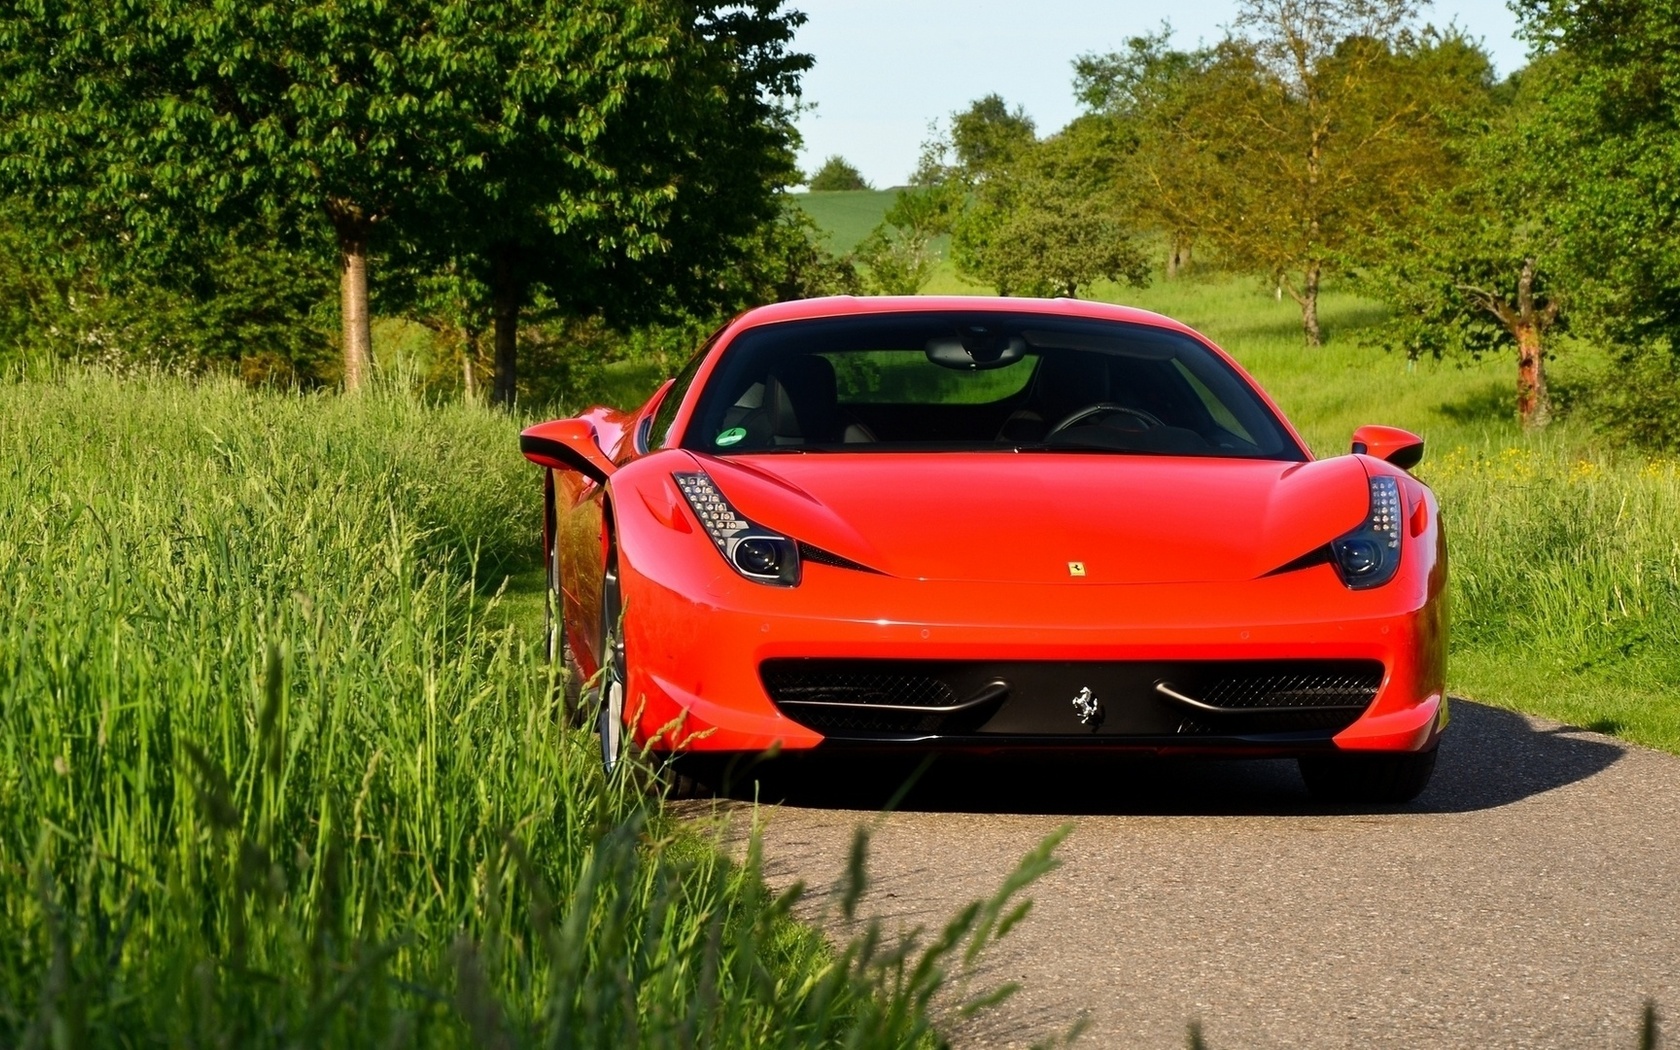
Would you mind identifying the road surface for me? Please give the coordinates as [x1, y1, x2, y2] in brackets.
[708, 700, 1679, 1047]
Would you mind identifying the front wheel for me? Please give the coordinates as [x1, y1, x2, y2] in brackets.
[1298, 747, 1437, 804]
[596, 556, 627, 776]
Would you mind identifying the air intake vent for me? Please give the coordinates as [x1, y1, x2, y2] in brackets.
[1201, 669, 1383, 709]
[796, 542, 882, 574]
[761, 660, 1001, 734]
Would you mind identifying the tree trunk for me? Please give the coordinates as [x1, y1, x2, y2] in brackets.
[1301, 264, 1322, 348]
[1166, 233, 1184, 280]
[338, 228, 372, 391]
[461, 322, 479, 403]
[1515, 323, 1551, 430]
[491, 249, 521, 409]
[1512, 257, 1551, 430]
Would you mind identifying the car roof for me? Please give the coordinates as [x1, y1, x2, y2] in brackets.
[723, 295, 1199, 338]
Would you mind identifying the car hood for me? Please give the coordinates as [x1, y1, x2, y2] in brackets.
[697, 452, 1372, 585]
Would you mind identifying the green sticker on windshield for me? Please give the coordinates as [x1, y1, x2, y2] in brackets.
[715, 427, 747, 447]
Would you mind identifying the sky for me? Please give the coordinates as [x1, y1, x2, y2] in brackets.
[789, 0, 1532, 188]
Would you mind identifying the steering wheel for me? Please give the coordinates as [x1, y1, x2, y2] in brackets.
[1047, 402, 1165, 436]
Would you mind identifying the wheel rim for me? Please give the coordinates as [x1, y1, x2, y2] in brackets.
[598, 566, 625, 775]
[545, 532, 565, 666]
[599, 668, 624, 774]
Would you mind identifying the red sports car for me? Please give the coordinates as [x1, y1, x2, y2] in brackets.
[521, 296, 1447, 802]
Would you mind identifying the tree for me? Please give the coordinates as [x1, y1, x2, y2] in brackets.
[1365, 60, 1569, 429]
[853, 186, 955, 296]
[1118, 4, 1484, 345]
[951, 130, 1150, 298]
[428, 1, 811, 405]
[1508, 0, 1680, 445]
[0, 0, 808, 397]
[1516, 0, 1680, 345]
[1074, 28, 1215, 278]
[949, 95, 1038, 181]
[807, 156, 871, 191]
[855, 225, 933, 296]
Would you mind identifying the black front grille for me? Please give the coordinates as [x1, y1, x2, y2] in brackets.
[762, 664, 955, 707]
[761, 658, 1384, 740]
[760, 661, 976, 733]
[1197, 669, 1384, 710]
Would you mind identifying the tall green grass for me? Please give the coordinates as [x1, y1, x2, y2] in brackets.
[0, 370, 1054, 1046]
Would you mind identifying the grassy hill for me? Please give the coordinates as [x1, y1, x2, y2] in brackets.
[790, 188, 901, 252]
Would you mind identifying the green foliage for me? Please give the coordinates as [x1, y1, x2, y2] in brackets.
[1517, 0, 1680, 349]
[1358, 56, 1568, 426]
[951, 129, 1149, 298]
[1073, 33, 1218, 281]
[709, 203, 864, 309]
[806, 155, 872, 192]
[0, 197, 335, 379]
[1074, 25, 1202, 117]
[949, 95, 1037, 180]
[1503, 0, 1680, 444]
[853, 186, 955, 296]
[0, 0, 812, 391]
[856, 225, 935, 296]
[0, 370, 1059, 1046]
[1070, 6, 1492, 343]
[1584, 342, 1680, 451]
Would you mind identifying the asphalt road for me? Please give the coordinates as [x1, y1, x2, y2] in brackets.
[707, 701, 1680, 1047]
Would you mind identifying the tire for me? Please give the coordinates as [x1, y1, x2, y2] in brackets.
[1298, 747, 1438, 804]
[596, 555, 627, 776]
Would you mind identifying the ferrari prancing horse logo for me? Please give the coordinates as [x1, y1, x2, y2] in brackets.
[1072, 686, 1102, 726]
[1067, 561, 1086, 577]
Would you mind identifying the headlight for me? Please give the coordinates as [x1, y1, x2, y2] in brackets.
[673, 472, 801, 586]
[1330, 475, 1402, 589]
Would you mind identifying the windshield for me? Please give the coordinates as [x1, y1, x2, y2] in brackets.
[681, 312, 1305, 460]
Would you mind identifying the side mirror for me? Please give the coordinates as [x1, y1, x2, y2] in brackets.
[1350, 425, 1424, 470]
[520, 419, 618, 485]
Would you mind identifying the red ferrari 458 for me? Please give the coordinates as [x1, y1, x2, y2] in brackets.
[521, 296, 1447, 802]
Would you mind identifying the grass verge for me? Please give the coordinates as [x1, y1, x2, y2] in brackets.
[0, 369, 1056, 1046]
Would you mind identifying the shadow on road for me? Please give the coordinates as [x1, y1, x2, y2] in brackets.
[687, 700, 1626, 817]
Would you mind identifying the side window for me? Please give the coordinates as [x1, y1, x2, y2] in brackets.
[651, 345, 711, 449]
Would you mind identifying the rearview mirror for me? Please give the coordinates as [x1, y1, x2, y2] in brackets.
[926, 331, 1027, 370]
[1350, 425, 1424, 470]
[520, 419, 617, 484]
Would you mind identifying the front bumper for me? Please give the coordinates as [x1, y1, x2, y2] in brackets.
[620, 557, 1446, 759]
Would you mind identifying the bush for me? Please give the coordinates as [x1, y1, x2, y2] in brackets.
[806, 156, 871, 192]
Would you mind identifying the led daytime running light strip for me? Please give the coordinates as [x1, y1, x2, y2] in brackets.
[674, 472, 751, 555]
[1369, 475, 1401, 551]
